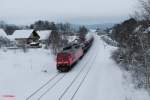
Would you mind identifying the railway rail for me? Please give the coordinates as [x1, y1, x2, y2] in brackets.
[26, 73, 62, 100]
[26, 36, 96, 100]
[38, 45, 95, 100]
[58, 43, 98, 100]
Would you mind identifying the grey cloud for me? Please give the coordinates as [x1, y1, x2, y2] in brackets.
[0, 0, 137, 24]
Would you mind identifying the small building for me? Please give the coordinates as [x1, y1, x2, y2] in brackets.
[9, 30, 52, 47]
[9, 30, 40, 46]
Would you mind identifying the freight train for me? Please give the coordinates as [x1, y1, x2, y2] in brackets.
[56, 35, 94, 72]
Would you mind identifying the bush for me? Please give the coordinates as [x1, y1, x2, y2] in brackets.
[111, 18, 150, 89]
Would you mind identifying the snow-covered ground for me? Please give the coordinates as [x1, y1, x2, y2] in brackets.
[0, 49, 56, 100]
[0, 34, 149, 100]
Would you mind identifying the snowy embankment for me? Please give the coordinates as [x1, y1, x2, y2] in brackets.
[71, 36, 150, 100]
[0, 34, 149, 100]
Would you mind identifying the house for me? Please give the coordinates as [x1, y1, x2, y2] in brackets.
[9, 30, 40, 46]
[9, 30, 52, 47]
[0, 29, 7, 38]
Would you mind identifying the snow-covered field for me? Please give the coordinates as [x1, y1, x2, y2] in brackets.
[0, 49, 56, 100]
[0, 34, 150, 100]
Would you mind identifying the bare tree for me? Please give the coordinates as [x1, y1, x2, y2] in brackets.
[137, 0, 150, 21]
[48, 30, 62, 54]
[78, 26, 88, 42]
[111, 16, 150, 89]
[132, 11, 142, 21]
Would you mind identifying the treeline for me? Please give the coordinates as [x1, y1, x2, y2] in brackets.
[0, 20, 77, 35]
[46, 23, 88, 54]
[110, 0, 150, 90]
[30, 20, 78, 34]
[0, 20, 88, 35]
[0, 21, 20, 35]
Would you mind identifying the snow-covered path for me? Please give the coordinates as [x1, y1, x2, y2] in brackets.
[0, 35, 150, 100]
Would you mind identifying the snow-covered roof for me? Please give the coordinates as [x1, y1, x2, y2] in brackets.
[0, 29, 7, 38]
[37, 30, 51, 40]
[9, 30, 34, 40]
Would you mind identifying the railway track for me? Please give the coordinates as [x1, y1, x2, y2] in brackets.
[37, 74, 66, 100]
[25, 50, 92, 100]
[58, 43, 98, 100]
[26, 37, 97, 100]
[26, 53, 91, 100]
[38, 46, 95, 100]
[26, 73, 65, 100]
[70, 49, 98, 100]
[26, 51, 94, 100]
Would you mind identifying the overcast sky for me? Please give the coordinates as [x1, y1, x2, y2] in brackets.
[0, 0, 137, 25]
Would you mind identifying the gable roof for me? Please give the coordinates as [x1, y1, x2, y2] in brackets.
[0, 29, 7, 38]
[9, 29, 34, 40]
[37, 30, 52, 40]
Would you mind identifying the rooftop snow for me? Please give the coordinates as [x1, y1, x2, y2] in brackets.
[8, 30, 34, 40]
[37, 30, 52, 40]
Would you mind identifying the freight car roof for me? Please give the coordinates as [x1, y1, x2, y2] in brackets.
[62, 44, 81, 52]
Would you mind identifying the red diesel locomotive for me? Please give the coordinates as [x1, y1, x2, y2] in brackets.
[56, 36, 94, 72]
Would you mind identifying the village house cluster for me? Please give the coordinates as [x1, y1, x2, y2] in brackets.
[0, 28, 52, 48]
[0, 28, 80, 50]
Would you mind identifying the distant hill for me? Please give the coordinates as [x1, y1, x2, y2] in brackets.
[85, 23, 115, 30]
